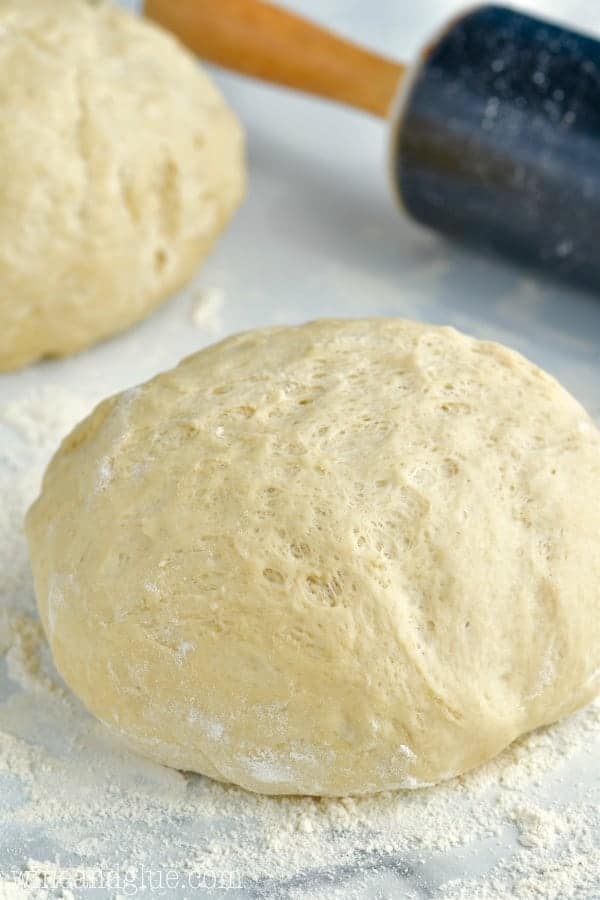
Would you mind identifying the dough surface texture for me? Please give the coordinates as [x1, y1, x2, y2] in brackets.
[26, 318, 600, 796]
[0, 0, 244, 371]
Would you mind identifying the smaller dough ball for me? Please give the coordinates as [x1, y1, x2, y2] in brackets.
[27, 319, 600, 796]
[0, 0, 245, 371]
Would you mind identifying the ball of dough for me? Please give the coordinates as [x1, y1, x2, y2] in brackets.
[0, 0, 244, 371]
[26, 319, 600, 796]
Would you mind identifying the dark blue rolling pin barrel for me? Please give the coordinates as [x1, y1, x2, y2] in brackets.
[147, 0, 600, 292]
[394, 5, 600, 290]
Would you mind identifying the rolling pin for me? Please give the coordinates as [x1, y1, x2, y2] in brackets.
[145, 0, 600, 292]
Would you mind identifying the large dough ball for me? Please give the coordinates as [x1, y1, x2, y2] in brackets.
[0, 0, 244, 371]
[26, 319, 600, 796]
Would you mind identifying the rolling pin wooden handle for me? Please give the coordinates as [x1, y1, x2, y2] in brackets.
[144, 0, 405, 117]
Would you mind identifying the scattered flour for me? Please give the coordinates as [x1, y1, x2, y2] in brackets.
[0, 386, 599, 899]
[0, 880, 30, 900]
[190, 287, 225, 334]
